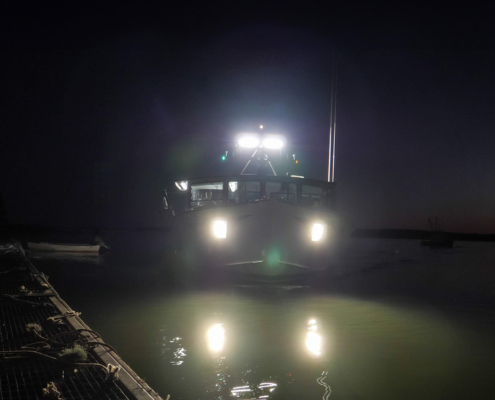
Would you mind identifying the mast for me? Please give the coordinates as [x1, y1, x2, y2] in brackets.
[328, 54, 338, 183]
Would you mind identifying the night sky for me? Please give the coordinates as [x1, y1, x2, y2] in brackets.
[1, 2, 494, 233]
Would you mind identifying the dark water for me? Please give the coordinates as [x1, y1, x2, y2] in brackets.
[30, 232, 495, 399]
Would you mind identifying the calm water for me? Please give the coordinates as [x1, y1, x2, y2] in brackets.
[30, 233, 495, 399]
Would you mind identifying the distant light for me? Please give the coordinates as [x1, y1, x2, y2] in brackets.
[290, 175, 304, 178]
[312, 223, 325, 242]
[262, 137, 284, 149]
[213, 220, 227, 239]
[175, 181, 188, 191]
[309, 319, 317, 325]
[259, 125, 263, 129]
[207, 324, 225, 352]
[238, 136, 260, 148]
[221, 155, 226, 161]
[295, 160, 299, 164]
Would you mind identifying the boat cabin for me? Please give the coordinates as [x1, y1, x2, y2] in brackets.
[184, 175, 336, 212]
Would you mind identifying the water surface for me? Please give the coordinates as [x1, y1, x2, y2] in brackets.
[31, 234, 495, 399]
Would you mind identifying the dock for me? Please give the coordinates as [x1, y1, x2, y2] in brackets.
[0, 242, 165, 400]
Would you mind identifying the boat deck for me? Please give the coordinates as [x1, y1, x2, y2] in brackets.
[0, 243, 165, 400]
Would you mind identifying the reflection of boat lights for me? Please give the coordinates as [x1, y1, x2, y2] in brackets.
[306, 319, 322, 356]
[212, 220, 227, 239]
[231, 386, 253, 395]
[258, 383, 277, 389]
[207, 324, 225, 352]
[306, 331, 322, 355]
[311, 223, 325, 242]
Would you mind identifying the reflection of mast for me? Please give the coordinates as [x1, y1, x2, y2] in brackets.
[328, 53, 338, 183]
[317, 371, 332, 400]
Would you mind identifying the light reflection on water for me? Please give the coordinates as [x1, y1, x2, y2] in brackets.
[31, 236, 495, 400]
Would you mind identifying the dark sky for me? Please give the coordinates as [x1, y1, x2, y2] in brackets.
[1, 2, 494, 233]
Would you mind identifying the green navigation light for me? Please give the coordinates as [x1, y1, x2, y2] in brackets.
[221, 155, 226, 161]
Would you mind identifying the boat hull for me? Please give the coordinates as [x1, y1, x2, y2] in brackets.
[173, 200, 349, 280]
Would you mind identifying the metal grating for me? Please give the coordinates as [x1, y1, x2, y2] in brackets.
[0, 246, 132, 400]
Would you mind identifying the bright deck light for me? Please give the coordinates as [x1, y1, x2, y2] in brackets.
[238, 136, 260, 148]
[213, 220, 227, 239]
[311, 223, 325, 242]
[175, 181, 188, 191]
[207, 324, 225, 352]
[262, 137, 284, 149]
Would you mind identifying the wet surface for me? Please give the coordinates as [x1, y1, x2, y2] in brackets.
[29, 233, 495, 399]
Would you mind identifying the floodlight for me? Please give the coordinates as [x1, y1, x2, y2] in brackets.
[175, 181, 188, 191]
[262, 136, 284, 149]
[238, 135, 260, 148]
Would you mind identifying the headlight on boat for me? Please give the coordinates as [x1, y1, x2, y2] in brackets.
[311, 223, 325, 242]
[212, 220, 227, 239]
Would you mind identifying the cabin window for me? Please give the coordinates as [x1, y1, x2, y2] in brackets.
[190, 182, 224, 207]
[265, 181, 297, 203]
[228, 181, 261, 204]
[301, 185, 329, 208]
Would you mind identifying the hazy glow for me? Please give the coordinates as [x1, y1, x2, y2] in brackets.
[208, 324, 225, 352]
[312, 223, 325, 242]
[175, 181, 188, 191]
[306, 331, 322, 356]
[262, 137, 284, 149]
[259, 125, 263, 129]
[213, 220, 227, 239]
[238, 136, 260, 148]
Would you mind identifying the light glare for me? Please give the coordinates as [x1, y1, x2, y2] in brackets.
[208, 324, 225, 352]
[175, 181, 188, 191]
[238, 136, 260, 148]
[306, 331, 322, 356]
[312, 223, 325, 242]
[262, 138, 284, 149]
[213, 220, 227, 239]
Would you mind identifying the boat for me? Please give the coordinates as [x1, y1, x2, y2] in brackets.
[420, 217, 454, 248]
[164, 130, 349, 282]
[27, 242, 101, 253]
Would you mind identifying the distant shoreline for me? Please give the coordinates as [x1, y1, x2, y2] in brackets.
[352, 229, 495, 243]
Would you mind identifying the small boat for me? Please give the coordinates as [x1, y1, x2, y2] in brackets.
[27, 242, 100, 253]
